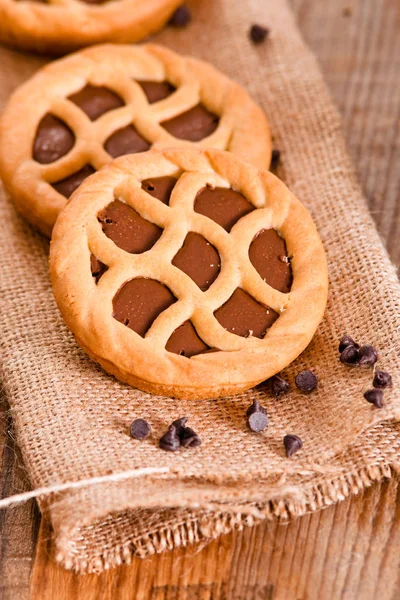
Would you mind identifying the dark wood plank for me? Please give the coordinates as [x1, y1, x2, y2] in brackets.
[0, 0, 399, 597]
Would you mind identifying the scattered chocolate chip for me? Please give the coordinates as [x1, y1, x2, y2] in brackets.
[169, 5, 191, 27]
[270, 149, 280, 170]
[267, 374, 290, 397]
[340, 344, 360, 365]
[169, 418, 201, 448]
[283, 434, 303, 457]
[338, 335, 359, 352]
[249, 24, 269, 44]
[171, 416, 188, 437]
[358, 345, 378, 367]
[129, 418, 151, 440]
[373, 370, 392, 389]
[159, 425, 180, 452]
[180, 427, 202, 448]
[248, 411, 269, 432]
[246, 399, 268, 432]
[246, 398, 266, 417]
[364, 389, 383, 408]
[295, 370, 318, 393]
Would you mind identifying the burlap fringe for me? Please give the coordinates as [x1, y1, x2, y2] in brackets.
[57, 462, 395, 573]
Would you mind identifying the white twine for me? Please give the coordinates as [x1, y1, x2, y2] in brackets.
[0, 466, 170, 510]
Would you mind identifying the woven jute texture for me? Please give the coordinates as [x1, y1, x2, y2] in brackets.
[1, 0, 400, 574]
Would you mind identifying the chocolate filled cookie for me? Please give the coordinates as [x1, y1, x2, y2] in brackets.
[0, 44, 272, 236]
[50, 148, 328, 400]
[0, 0, 182, 54]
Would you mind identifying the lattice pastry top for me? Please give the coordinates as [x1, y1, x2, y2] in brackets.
[0, 44, 271, 237]
[50, 148, 328, 400]
[0, 0, 181, 54]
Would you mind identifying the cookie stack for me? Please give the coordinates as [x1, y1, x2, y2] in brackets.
[0, 9, 328, 399]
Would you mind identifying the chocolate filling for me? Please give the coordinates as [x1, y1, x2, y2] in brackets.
[33, 114, 75, 164]
[214, 288, 278, 338]
[195, 186, 254, 232]
[90, 254, 108, 284]
[172, 232, 220, 291]
[98, 200, 162, 254]
[113, 278, 176, 336]
[161, 104, 219, 141]
[249, 229, 293, 293]
[141, 176, 177, 205]
[52, 165, 95, 198]
[137, 81, 176, 104]
[104, 125, 151, 158]
[68, 85, 124, 121]
[166, 320, 211, 357]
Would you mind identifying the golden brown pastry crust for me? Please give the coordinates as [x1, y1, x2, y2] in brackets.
[50, 148, 328, 400]
[0, 0, 182, 54]
[0, 43, 272, 237]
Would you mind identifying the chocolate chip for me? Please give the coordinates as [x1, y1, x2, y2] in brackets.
[159, 425, 180, 452]
[373, 370, 392, 389]
[283, 434, 303, 457]
[171, 417, 188, 437]
[248, 411, 268, 432]
[340, 344, 360, 365]
[270, 149, 280, 170]
[129, 418, 151, 440]
[249, 24, 269, 44]
[246, 399, 268, 432]
[295, 370, 318, 393]
[267, 374, 290, 397]
[169, 5, 191, 27]
[364, 389, 383, 408]
[170, 418, 201, 448]
[358, 345, 378, 367]
[338, 335, 359, 352]
[246, 398, 266, 417]
[180, 427, 202, 448]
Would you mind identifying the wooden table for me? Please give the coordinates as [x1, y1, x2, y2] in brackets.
[1, 1, 399, 598]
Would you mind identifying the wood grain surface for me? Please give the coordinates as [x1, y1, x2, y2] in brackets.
[31, 477, 400, 600]
[1, 0, 399, 598]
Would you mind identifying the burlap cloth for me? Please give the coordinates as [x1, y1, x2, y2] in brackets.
[1, 0, 400, 574]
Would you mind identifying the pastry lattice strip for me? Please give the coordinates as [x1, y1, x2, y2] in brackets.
[85, 152, 291, 353]
[34, 45, 237, 187]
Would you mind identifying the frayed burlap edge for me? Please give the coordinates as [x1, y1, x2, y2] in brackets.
[55, 460, 398, 573]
